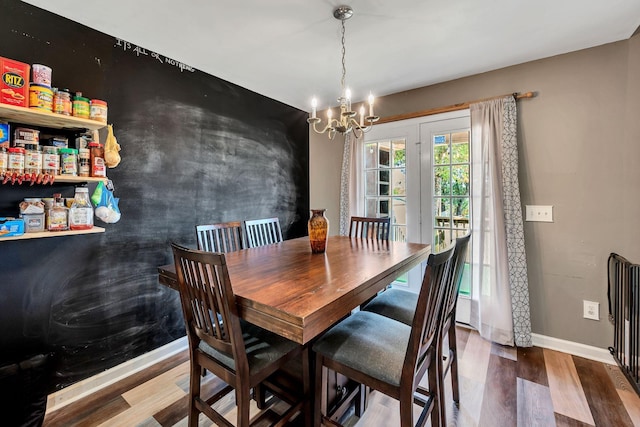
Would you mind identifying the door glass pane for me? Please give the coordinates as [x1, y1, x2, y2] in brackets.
[392, 197, 406, 225]
[378, 141, 390, 167]
[393, 142, 406, 167]
[433, 134, 449, 165]
[365, 171, 376, 196]
[365, 198, 376, 217]
[379, 170, 390, 196]
[379, 198, 390, 217]
[434, 197, 450, 225]
[392, 169, 405, 196]
[451, 165, 469, 196]
[365, 143, 377, 168]
[434, 166, 450, 196]
[451, 131, 469, 163]
[393, 225, 407, 243]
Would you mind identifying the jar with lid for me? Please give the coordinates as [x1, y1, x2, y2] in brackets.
[23, 143, 42, 176]
[7, 147, 25, 174]
[59, 147, 78, 176]
[48, 195, 68, 231]
[72, 92, 90, 119]
[89, 142, 106, 177]
[42, 146, 59, 175]
[78, 148, 90, 177]
[53, 88, 72, 115]
[69, 187, 93, 230]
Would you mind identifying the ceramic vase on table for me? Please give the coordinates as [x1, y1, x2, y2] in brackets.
[308, 209, 329, 254]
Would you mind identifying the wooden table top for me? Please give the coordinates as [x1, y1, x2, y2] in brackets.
[158, 236, 430, 344]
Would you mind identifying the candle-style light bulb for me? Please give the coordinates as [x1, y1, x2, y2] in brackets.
[327, 108, 333, 120]
[345, 88, 351, 100]
[359, 105, 365, 126]
[311, 97, 318, 119]
[368, 93, 374, 117]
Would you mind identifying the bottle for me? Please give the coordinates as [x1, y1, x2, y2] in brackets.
[89, 142, 106, 177]
[48, 195, 68, 231]
[78, 148, 90, 177]
[68, 187, 94, 230]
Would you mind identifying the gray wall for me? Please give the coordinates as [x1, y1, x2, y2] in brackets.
[310, 34, 640, 349]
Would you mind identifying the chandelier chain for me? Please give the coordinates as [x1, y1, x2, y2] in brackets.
[340, 18, 346, 94]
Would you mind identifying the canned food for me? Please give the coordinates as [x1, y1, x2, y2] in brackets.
[29, 83, 53, 111]
[90, 99, 108, 123]
[32, 64, 52, 87]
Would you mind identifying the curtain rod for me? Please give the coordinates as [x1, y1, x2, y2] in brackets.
[375, 91, 536, 125]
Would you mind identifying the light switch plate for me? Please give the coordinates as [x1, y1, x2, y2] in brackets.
[583, 300, 599, 320]
[525, 205, 553, 222]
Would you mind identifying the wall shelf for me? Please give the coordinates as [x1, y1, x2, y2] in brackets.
[0, 103, 104, 130]
[0, 227, 105, 241]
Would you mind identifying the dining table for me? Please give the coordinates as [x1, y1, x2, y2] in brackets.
[157, 235, 431, 345]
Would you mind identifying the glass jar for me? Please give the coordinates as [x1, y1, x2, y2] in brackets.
[42, 146, 59, 176]
[48, 196, 68, 231]
[89, 142, 106, 177]
[59, 147, 78, 176]
[78, 148, 90, 177]
[72, 92, 90, 119]
[69, 187, 93, 230]
[53, 88, 72, 115]
[0, 148, 7, 175]
[7, 147, 25, 174]
[24, 143, 42, 176]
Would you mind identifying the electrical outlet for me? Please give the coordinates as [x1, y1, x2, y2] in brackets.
[583, 300, 599, 320]
[525, 205, 553, 222]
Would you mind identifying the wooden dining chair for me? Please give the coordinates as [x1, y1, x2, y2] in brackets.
[171, 243, 309, 427]
[195, 221, 245, 253]
[362, 233, 471, 426]
[348, 216, 391, 240]
[244, 217, 283, 248]
[312, 244, 455, 427]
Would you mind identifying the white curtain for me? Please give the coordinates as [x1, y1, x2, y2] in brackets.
[470, 96, 532, 347]
[339, 133, 364, 235]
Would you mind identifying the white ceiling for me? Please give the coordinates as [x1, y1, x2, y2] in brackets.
[22, 0, 640, 112]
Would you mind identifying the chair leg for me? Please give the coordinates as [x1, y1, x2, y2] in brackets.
[449, 325, 460, 405]
[188, 360, 202, 427]
[314, 353, 324, 427]
[254, 384, 267, 409]
[429, 358, 441, 427]
[302, 347, 313, 427]
[236, 386, 251, 427]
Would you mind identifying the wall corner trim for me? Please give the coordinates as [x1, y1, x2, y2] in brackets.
[531, 333, 615, 365]
[45, 336, 188, 414]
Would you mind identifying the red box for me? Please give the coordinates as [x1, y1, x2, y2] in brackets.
[0, 56, 30, 107]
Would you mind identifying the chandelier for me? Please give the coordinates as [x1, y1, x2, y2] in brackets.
[308, 6, 379, 140]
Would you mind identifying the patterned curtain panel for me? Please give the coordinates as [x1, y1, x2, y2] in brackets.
[469, 96, 532, 347]
[339, 133, 365, 235]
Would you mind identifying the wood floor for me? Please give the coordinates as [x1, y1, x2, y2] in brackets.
[43, 326, 640, 427]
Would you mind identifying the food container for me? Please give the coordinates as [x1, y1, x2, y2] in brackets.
[0, 148, 6, 174]
[89, 142, 106, 177]
[32, 64, 52, 87]
[22, 213, 45, 232]
[0, 56, 29, 108]
[24, 144, 42, 175]
[53, 88, 71, 115]
[0, 122, 9, 148]
[29, 83, 53, 112]
[7, 147, 25, 174]
[78, 148, 90, 177]
[42, 146, 59, 175]
[72, 92, 90, 118]
[0, 217, 25, 237]
[59, 147, 78, 175]
[90, 99, 108, 123]
[13, 127, 39, 147]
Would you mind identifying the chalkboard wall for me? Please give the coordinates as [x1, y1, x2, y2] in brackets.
[0, 0, 309, 393]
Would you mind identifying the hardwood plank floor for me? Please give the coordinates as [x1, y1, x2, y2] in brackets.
[43, 327, 640, 427]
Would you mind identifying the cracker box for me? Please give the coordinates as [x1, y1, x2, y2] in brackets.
[0, 56, 30, 108]
[0, 121, 8, 148]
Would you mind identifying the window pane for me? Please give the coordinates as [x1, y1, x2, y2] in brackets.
[365, 198, 376, 217]
[393, 225, 407, 243]
[451, 197, 470, 220]
[378, 141, 390, 167]
[392, 169, 405, 196]
[392, 197, 406, 225]
[365, 143, 377, 169]
[365, 171, 377, 196]
[392, 141, 406, 167]
[379, 198, 390, 216]
[434, 197, 450, 222]
[451, 134, 469, 163]
[433, 134, 449, 165]
[434, 166, 450, 196]
[379, 170, 390, 195]
[451, 165, 469, 196]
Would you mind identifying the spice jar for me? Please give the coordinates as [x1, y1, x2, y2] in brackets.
[0, 148, 7, 175]
[78, 148, 90, 177]
[24, 144, 42, 175]
[69, 187, 94, 230]
[59, 147, 78, 176]
[53, 88, 72, 115]
[42, 146, 59, 175]
[7, 147, 25, 174]
[89, 142, 106, 177]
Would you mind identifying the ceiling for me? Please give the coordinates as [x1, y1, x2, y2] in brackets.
[22, 0, 640, 112]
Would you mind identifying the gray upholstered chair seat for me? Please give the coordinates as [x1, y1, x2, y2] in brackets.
[198, 320, 299, 376]
[362, 288, 418, 326]
[312, 311, 411, 387]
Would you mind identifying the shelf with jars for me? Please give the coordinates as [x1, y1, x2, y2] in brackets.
[0, 103, 105, 131]
[0, 227, 105, 241]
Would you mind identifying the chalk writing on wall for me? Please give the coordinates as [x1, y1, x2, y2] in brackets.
[114, 38, 195, 73]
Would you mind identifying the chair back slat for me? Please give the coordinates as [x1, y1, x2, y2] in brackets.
[245, 217, 283, 248]
[443, 233, 471, 322]
[196, 221, 245, 253]
[405, 244, 455, 380]
[172, 243, 244, 357]
[348, 216, 390, 240]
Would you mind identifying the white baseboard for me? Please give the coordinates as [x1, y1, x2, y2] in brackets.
[46, 336, 188, 413]
[531, 333, 615, 365]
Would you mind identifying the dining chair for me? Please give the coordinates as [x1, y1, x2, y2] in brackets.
[195, 221, 245, 253]
[244, 217, 283, 248]
[362, 233, 471, 425]
[348, 216, 391, 240]
[171, 243, 309, 427]
[312, 244, 455, 427]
